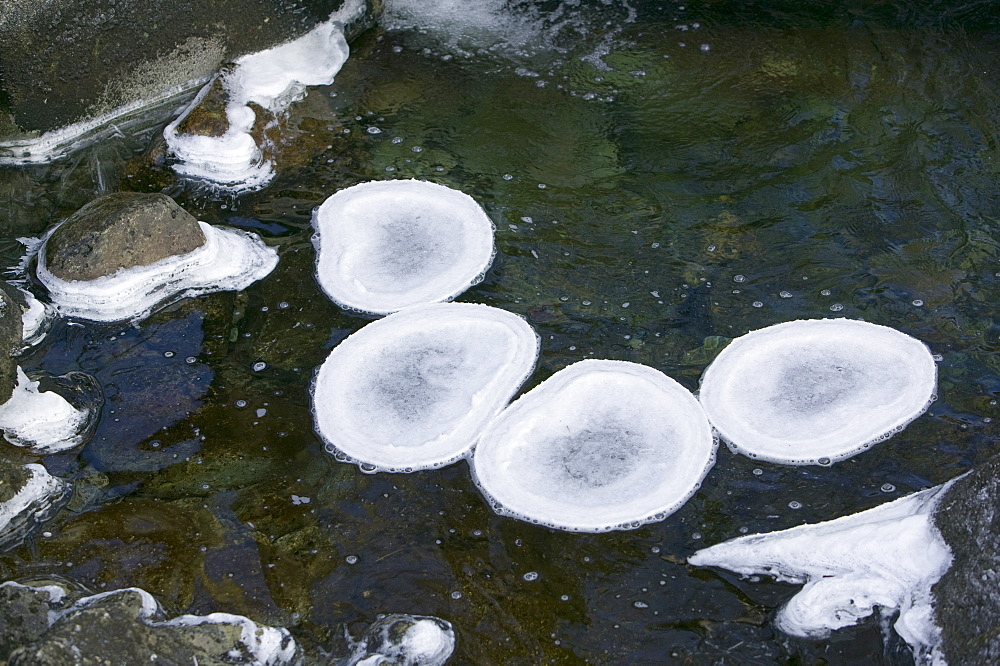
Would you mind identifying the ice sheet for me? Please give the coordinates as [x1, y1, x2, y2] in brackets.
[472, 359, 717, 532]
[0, 368, 87, 452]
[312, 179, 496, 314]
[312, 302, 538, 472]
[698, 319, 937, 465]
[689, 482, 956, 665]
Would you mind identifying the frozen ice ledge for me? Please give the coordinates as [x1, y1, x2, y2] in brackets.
[689, 454, 1000, 665]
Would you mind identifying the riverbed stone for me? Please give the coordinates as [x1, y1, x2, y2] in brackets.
[932, 455, 1000, 664]
[43, 192, 206, 282]
[0, 284, 23, 404]
[2, 584, 300, 666]
[0, 0, 384, 138]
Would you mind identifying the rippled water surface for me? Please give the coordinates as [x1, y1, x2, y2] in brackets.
[2, 0, 1000, 663]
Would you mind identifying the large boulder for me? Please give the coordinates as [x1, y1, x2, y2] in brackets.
[932, 456, 1000, 664]
[0, 0, 380, 139]
[42, 192, 206, 282]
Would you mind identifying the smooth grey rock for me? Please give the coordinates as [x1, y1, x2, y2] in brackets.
[0, 0, 379, 137]
[933, 456, 1000, 664]
[43, 192, 206, 282]
[0, 285, 22, 404]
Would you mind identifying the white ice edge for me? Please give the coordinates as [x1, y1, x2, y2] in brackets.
[0, 463, 66, 536]
[698, 318, 937, 465]
[312, 179, 496, 314]
[53, 587, 297, 665]
[471, 359, 717, 532]
[0, 79, 208, 166]
[0, 580, 69, 605]
[689, 481, 957, 666]
[19, 287, 51, 348]
[164, 9, 353, 191]
[164, 612, 298, 665]
[312, 302, 539, 471]
[0, 368, 87, 453]
[36, 221, 278, 322]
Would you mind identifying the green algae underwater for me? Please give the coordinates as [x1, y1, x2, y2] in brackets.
[2, 0, 1000, 662]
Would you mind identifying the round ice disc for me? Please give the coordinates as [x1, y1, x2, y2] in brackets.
[312, 179, 495, 314]
[472, 359, 716, 532]
[312, 302, 539, 472]
[698, 319, 937, 465]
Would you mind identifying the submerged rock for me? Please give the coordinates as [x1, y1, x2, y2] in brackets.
[932, 456, 1000, 665]
[0, 463, 69, 550]
[0, 582, 300, 665]
[36, 192, 278, 322]
[0, 282, 50, 349]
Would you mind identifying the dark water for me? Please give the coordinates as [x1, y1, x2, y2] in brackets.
[2, 0, 1000, 663]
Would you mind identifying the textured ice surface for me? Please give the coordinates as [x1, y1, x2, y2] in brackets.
[0, 464, 66, 542]
[163, 10, 353, 190]
[347, 614, 456, 666]
[0, 368, 87, 452]
[18, 287, 50, 348]
[698, 319, 936, 465]
[37, 222, 278, 322]
[313, 302, 538, 471]
[689, 482, 956, 666]
[312, 180, 496, 314]
[472, 359, 716, 532]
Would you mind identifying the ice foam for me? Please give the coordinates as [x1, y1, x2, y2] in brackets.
[689, 481, 957, 665]
[312, 302, 539, 472]
[472, 359, 717, 532]
[312, 180, 496, 314]
[698, 319, 937, 465]
[346, 614, 456, 666]
[163, 12, 352, 190]
[0, 367, 88, 452]
[36, 221, 278, 322]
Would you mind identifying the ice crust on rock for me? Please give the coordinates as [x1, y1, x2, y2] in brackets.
[312, 302, 539, 472]
[36, 222, 278, 322]
[689, 481, 957, 666]
[0, 464, 67, 545]
[163, 11, 352, 190]
[0, 583, 299, 665]
[472, 359, 717, 532]
[347, 614, 456, 666]
[0, 368, 88, 453]
[312, 180, 496, 314]
[698, 319, 937, 465]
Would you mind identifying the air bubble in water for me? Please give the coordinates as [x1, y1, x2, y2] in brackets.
[346, 555, 358, 564]
[789, 500, 803, 510]
[830, 303, 844, 311]
[881, 483, 896, 493]
[733, 275, 746, 283]
[523, 571, 539, 581]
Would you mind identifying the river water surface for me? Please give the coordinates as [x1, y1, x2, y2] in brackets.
[2, 0, 1000, 663]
